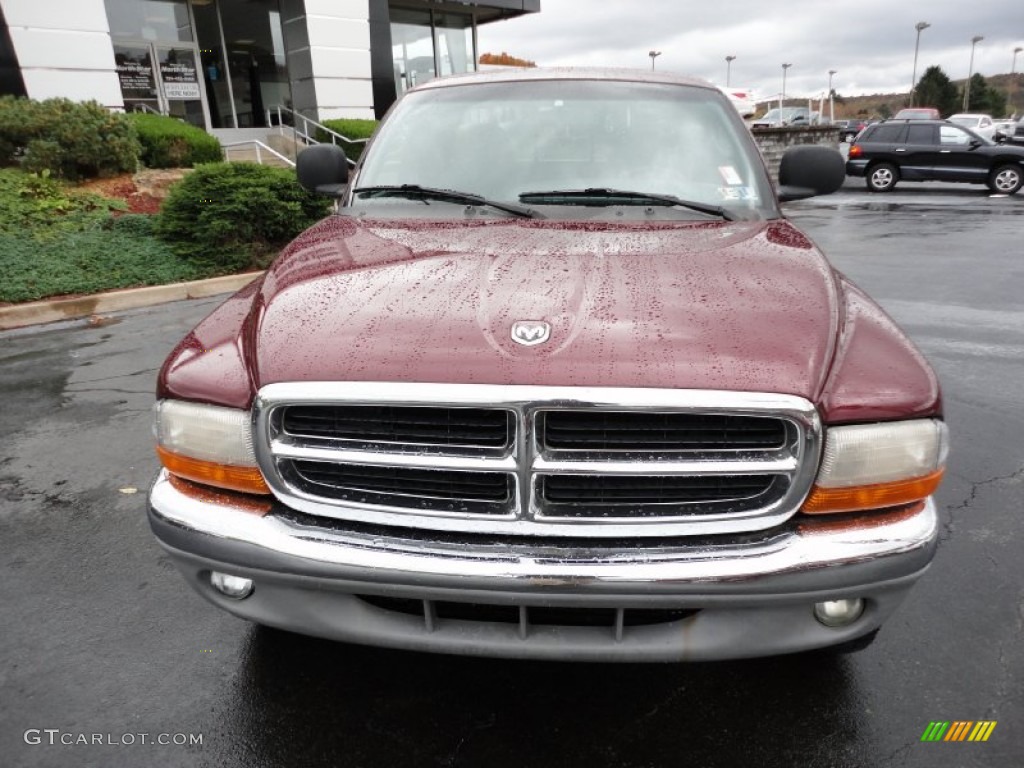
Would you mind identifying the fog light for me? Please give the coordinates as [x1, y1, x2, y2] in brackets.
[210, 571, 254, 599]
[813, 598, 864, 627]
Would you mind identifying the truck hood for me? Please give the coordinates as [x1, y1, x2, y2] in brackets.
[247, 216, 840, 399]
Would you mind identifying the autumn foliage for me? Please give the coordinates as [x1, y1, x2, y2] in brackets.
[479, 52, 537, 68]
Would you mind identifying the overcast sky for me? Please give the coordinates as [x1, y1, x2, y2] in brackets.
[477, 0, 1024, 101]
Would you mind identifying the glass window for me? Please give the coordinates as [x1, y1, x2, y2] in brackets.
[191, 0, 233, 128]
[113, 43, 159, 111]
[356, 81, 773, 219]
[157, 46, 205, 128]
[104, 0, 192, 42]
[940, 126, 971, 146]
[433, 13, 474, 77]
[213, 0, 291, 128]
[391, 8, 434, 96]
[867, 124, 905, 143]
[906, 124, 934, 144]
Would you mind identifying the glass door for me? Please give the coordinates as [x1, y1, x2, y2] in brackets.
[155, 45, 208, 128]
[113, 43, 161, 115]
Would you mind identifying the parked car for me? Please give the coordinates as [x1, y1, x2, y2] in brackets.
[717, 86, 757, 118]
[947, 113, 997, 140]
[838, 118, 870, 142]
[1007, 120, 1024, 146]
[149, 69, 947, 662]
[847, 119, 1024, 193]
[750, 106, 811, 128]
[992, 119, 1019, 142]
[893, 107, 941, 120]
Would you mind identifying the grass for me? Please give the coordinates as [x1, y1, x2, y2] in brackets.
[0, 169, 223, 303]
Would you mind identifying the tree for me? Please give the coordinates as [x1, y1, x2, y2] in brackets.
[962, 73, 1007, 116]
[877, 103, 892, 119]
[914, 65, 958, 116]
[479, 52, 536, 68]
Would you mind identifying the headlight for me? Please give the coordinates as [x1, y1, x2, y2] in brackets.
[802, 419, 947, 514]
[154, 400, 269, 494]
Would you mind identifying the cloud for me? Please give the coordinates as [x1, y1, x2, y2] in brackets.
[478, 0, 1024, 100]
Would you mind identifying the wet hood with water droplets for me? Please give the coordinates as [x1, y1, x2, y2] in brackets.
[246, 215, 840, 398]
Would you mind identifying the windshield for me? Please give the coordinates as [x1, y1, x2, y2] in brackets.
[949, 117, 980, 127]
[354, 80, 775, 220]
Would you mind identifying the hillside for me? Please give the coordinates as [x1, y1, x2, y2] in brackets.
[772, 73, 1023, 119]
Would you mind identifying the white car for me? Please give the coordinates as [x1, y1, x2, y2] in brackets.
[717, 86, 756, 119]
[992, 119, 1018, 141]
[751, 106, 811, 128]
[947, 113, 996, 140]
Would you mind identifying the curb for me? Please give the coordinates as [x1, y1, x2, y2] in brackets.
[0, 272, 264, 331]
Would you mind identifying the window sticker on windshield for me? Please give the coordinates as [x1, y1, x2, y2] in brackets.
[718, 166, 743, 185]
[718, 186, 759, 201]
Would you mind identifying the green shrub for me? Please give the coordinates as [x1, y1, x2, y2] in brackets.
[0, 225, 214, 303]
[106, 212, 157, 236]
[126, 113, 222, 168]
[0, 96, 139, 180]
[0, 168, 124, 235]
[0, 168, 207, 303]
[318, 118, 377, 164]
[154, 162, 331, 271]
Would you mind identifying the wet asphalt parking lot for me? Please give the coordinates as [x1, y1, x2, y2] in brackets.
[1, 179, 1022, 768]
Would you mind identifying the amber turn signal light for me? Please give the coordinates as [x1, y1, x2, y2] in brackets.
[801, 468, 944, 515]
[157, 445, 270, 495]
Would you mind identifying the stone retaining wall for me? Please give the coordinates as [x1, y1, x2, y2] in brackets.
[751, 126, 841, 182]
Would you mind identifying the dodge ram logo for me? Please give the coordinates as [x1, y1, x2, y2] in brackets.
[511, 321, 551, 346]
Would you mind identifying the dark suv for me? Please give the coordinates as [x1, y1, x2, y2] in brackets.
[847, 119, 1024, 194]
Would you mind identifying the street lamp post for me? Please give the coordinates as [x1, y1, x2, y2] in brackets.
[828, 70, 837, 124]
[725, 55, 736, 87]
[781, 63, 792, 109]
[909, 21, 930, 107]
[1013, 46, 1023, 75]
[963, 35, 984, 111]
[649, 50, 661, 70]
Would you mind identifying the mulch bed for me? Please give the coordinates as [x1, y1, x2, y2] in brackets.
[78, 174, 164, 215]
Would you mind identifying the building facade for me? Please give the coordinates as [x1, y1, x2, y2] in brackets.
[0, 0, 538, 131]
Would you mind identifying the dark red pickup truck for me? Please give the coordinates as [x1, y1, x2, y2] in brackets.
[148, 69, 947, 661]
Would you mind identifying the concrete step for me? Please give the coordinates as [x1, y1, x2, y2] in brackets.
[221, 146, 294, 168]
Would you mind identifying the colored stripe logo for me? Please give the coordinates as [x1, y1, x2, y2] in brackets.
[921, 721, 997, 742]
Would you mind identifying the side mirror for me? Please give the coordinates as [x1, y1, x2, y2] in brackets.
[993, 131, 1007, 144]
[777, 145, 846, 202]
[296, 144, 349, 197]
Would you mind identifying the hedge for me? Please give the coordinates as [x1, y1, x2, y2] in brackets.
[155, 162, 331, 272]
[318, 118, 377, 164]
[126, 113, 223, 168]
[0, 96, 139, 180]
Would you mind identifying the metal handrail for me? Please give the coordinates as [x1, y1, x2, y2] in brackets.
[265, 105, 369, 167]
[221, 140, 296, 168]
[132, 103, 165, 116]
[266, 104, 370, 148]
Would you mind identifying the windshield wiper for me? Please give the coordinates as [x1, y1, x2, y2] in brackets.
[352, 185, 543, 219]
[518, 188, 734, 221]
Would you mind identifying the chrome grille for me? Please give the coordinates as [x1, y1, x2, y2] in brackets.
[285, 460, 515, 515]
[538, 473, 782, 517]
[540, 411, 787, 452]
[253, 383, 821, 538]
[282, 404, 513, 451]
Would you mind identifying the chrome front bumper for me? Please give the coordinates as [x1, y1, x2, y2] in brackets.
[149, 471, 939, 661]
